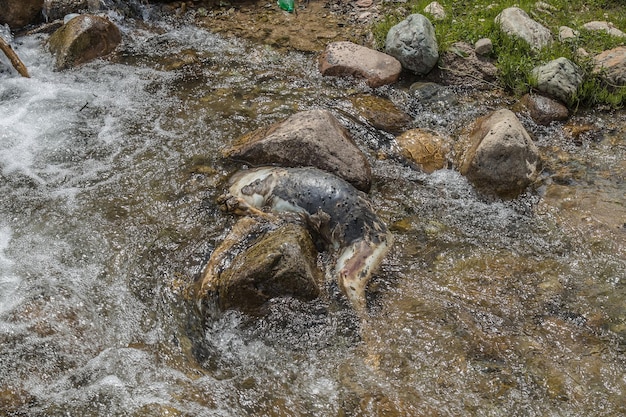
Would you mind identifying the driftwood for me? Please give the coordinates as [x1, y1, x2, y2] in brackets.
[0, 36, 30, 78]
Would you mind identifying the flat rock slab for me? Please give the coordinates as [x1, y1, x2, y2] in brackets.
[224, 109, 372, 192]
[319, 41, 402, 88]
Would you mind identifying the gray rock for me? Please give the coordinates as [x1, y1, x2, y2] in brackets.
[0, 0, 44, 29]
[532, 57, 583, 104]
[459, 109, 540, 198]
[48, 14, 122, 70]
[318, 41, 402, 88]
[583, 21, 626, 38]
[518, 94, 569, 125]
[495, 7, 553, 50]
[594, 47, 626, 86]
[385, 13, 439, 75]
[474, 38, 493, 56]
[409, 82, 458, 108]
[223, 109, 372, 192]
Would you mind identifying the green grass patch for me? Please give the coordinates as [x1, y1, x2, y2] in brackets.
[372, 0, 626, 108]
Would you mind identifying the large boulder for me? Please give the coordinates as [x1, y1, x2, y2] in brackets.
[318, 41, 402, 88]
[385, 13, 439, 75]
[531, 57, 583, 104]
[198, 217, 323, 315]
[48, 14, 122, 70]
[0, 0, 44, 29]
[594, 47, 626, 87]
[224, 109, 372, 192]
[459, 109, 540, 198]
[495, 7, 552, 50]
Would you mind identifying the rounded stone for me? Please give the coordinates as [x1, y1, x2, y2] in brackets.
[48, 14, 122, 70]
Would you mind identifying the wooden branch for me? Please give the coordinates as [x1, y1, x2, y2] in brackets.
[0, 36, 30, 78]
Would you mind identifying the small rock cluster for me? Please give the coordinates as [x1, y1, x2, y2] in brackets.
[201, 109, 381, 314]
[316, 4, 624, 198]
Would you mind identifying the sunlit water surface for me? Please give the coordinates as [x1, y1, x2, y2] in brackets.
[0, 14, 624, 417]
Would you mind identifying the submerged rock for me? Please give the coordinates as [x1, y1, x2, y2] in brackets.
[593, 46, 626, 87]
[396, 128, 450, 173]
[48, 14, 121, 70]
[385, 13, 439, 75]
[318, 41, 402, 88]
[532, 57, 583, 104]
[350, 95, 412, 135]
[198, 217, 322, 315]
[495, 7, 552, 50]
[459, 109, 540, 198]
[0, 0, 44, 29]
[224, 109, 372, 192]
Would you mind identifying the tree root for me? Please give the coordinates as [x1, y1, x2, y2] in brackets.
[0, 36, 30, 78]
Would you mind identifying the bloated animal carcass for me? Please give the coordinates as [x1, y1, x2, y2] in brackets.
[213, 166, 392, 311]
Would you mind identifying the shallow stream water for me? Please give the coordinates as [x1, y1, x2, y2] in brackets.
[0, 10, 624, 417]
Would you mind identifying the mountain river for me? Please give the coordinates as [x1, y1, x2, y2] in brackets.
[0, 7, 624, 417]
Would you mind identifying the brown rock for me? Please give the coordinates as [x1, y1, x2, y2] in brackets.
[199, 217, 323, 315]
[519, 94, 569, 125]
[593, 46, 626, 86]
[48, 14, 122, 70]
[319, 41, 402, 88]
[396, 129, 450, 173]
[0, 0, 43, 29]
[224, 109, 372, 192]
[428, 42, 498, 89]
[459, 109, 540, 198]
[350, 95, 412, 135]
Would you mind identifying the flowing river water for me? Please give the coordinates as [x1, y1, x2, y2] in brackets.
[1, 8, 625, 417]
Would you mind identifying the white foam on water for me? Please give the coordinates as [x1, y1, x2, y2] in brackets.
[0, 225, 21, 315]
